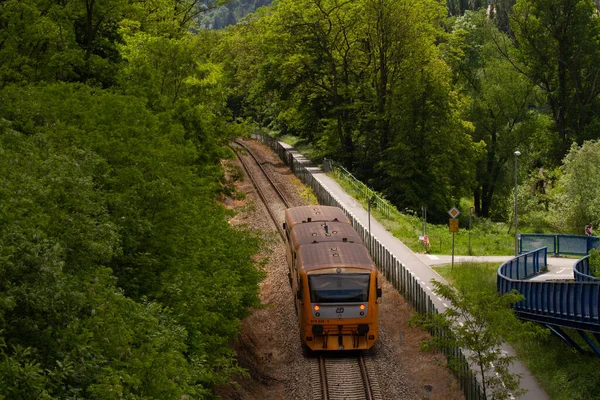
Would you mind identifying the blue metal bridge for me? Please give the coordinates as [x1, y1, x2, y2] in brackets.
[498, 234, 600, 356]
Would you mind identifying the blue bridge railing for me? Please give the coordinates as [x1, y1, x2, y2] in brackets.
[498, 248, 600, 333]
[574, 256, 600, 282]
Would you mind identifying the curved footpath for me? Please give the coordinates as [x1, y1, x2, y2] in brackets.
[286, 147, 550, 399]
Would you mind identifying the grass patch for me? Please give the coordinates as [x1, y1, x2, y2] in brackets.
[435, 263, 600, 400]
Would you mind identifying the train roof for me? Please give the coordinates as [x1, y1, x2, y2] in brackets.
[289, 221, 362, 250]
[284, 206, 350, 228]
[296, 242, 374, 272]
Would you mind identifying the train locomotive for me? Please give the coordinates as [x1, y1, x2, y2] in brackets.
[283, 205, 381, 351]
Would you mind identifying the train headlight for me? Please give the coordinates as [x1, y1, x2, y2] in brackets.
[359, 304, 365, 310]
[314, 305, 320, 311]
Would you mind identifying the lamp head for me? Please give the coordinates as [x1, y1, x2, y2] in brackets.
[514, 150, 521, 156]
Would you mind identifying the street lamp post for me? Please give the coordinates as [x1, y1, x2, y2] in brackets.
[514, 150, 521, 256]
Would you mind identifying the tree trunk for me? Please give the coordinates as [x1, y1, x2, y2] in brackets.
[85, 0, 95, 63]
[474, 186, 481, 216]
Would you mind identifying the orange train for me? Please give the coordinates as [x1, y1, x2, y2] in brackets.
[283, 206, 381, 351]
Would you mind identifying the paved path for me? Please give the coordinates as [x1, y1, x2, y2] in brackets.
[284, 145, 550, 400]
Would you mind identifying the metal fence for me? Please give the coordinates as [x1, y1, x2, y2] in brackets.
[257, 135, 485, 400]
[498, 248, 600, 331]
[498, 247, 547, 281]
[521, 234, 600, 256]
[574, 256, 600, 282]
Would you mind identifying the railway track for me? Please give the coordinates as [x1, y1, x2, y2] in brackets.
[231, 139, 381, 400]
[232, 140, 290, 240]
[310, 353, 381, 400]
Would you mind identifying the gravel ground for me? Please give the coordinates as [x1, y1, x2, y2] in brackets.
[215, 140, 465, 400]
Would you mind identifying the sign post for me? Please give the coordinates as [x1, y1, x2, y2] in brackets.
[448, 207, 460, 269]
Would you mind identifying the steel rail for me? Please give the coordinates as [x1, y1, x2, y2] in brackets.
[234, 140, 291, 208]
[231, 141, 287, 241]
[319, 354, 375, 400]
[358, 353, 375, 400]
[318, 355, 329, 400]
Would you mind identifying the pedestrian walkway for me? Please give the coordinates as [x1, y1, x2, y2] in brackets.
[279, 142, 550, 400]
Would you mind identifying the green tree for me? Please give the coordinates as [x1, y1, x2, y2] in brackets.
[510, 0, 600, 162]
[413, 266, 529, 399]
[447, 11, 552, 219]
[0, 0, 205, 87]
[549, 140, 600, 233]
[220, 0, 478, 221]
[0, 0, 265, 392]
[589, 248, 600, 277]
[0, 123, 212, 398]
[269, 0, 368, 166]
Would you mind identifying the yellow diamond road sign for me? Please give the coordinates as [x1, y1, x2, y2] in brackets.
[448, 207, 460, 219]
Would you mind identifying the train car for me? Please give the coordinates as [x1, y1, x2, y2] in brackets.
[283, 206, 381, 351]
[283, 205, 350, 232]
[283, 205, 354, 293]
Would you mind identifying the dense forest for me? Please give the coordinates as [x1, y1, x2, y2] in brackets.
[219, 0, 600, 229]
[2, 0, 600, 397]
[0, 0, 264, 398]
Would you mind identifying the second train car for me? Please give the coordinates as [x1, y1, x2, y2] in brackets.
[283, 206, 381, 351]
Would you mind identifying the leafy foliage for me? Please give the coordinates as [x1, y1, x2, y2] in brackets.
[589, 248, 600, 278]
[447, 10, 553, 219]
[220, 0, 479, 222]
[0, 0, 265, 397]
[549, 140, 600, 233]
[511, 0, 600, 161]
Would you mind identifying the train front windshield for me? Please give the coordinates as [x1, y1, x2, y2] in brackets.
[308, 273, 370, 303]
